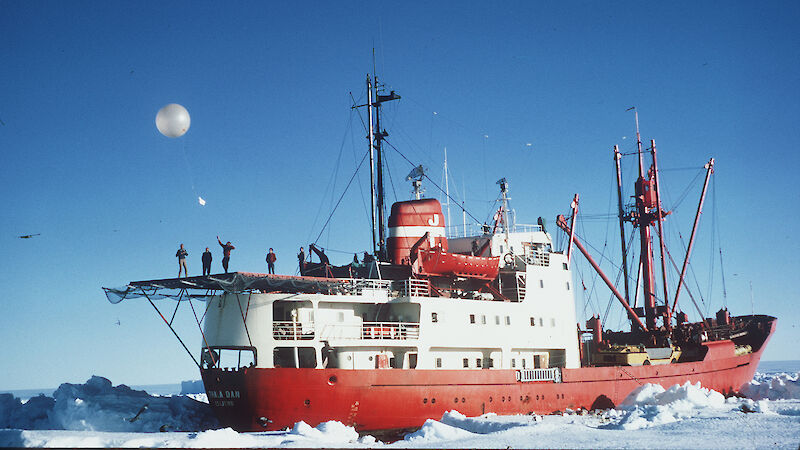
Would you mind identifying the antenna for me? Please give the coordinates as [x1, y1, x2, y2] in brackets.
[443, 147, 452, 232]
[406, 165, 427, 199]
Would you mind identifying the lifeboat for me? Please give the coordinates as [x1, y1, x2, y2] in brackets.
[418, 247, 500, 279]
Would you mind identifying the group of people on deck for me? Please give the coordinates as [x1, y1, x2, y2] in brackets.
[177, 240, 366, 279]
[175, 236, 236, 278]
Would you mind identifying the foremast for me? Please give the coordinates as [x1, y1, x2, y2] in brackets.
[362, 74, 400, 260]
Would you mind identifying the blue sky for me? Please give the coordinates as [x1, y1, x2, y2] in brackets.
[1, 1, 798, 390]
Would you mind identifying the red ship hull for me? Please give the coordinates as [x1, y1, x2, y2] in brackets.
[201, 318, 775, 432]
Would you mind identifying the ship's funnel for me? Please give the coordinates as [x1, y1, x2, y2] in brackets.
[387, 198, 448, 265]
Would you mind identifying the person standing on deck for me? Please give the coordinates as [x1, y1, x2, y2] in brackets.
[297, 247, 306, 275]
[202, 247, 213, 276]
[176, 244, 188, 278]
[266, 248, 277, 274]
[217, 236, 235, 273]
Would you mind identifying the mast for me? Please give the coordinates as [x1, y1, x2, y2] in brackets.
[374, 76, 386, 258]
[366, 75, 377, 254]
[650, 139, 670, 328]
[633, 111, 659, 331]
[370, 75, 400, 260]
[497, 178, 511, 243]
[614, 145, 631, 304]
[443, 147, 452, 231]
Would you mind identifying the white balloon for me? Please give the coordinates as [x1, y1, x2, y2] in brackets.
[156, 103, 191, 138]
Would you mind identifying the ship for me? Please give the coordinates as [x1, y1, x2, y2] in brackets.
[104, 76, 776, 434]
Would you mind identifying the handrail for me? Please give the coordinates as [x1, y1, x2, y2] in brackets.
[318, 321, 421, 341]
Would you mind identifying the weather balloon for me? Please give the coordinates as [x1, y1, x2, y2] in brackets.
[156, 103, 191, 138]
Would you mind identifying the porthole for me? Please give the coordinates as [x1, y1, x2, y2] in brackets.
[536, 395, 539, 400]
[369, 356, 374, 361]
[423, 398, 428, 404]
[304, 399, 310, 407]
[431, 398, 436, 404]
[328, 375, 337, 385]
[489, 396, 493, 402]
[461, 397, 465, 403]
[501, 396, 505, 402]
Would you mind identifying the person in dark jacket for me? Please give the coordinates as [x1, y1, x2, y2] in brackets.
[266, 248, 277, 274]
[176, 244, 188, 278]
[217, 236, 235, 273]
[202, 247, 213, 276]
[297, 247, 306, 275]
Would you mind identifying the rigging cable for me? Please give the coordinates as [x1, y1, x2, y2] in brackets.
[311, 150, 370, 246]
[382, 138, 484, 225]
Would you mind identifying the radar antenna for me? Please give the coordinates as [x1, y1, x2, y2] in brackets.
[406, 165, 427, 199]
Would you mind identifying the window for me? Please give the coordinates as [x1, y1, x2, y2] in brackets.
[273, 347, 316, 368]
[469, 314, 476, 324]
[431, 312, 438, 323]
[511, 358, 516, 368]
[495, 315, 500, 325]
[337, 312, 345, 322]
[476, 358, 482, 368]
[539, 318, 544, 326]
[551, 318, 556, 327]
[463, 358, 469, 368]
[481, 315, 486, 324]
[563, 262, 568, 270]
[435, 357, 442, 368]
[566, 282, 570, 290]
[522, 358, 527, 368]
[539, 280, 544, 288]
[530, 317, 536, 326]
[487, 358, 494, 368]
[505, 316, 511, 325]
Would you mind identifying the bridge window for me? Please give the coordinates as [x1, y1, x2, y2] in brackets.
[469, 314, 476, 324]
[202, 346, 256, 370]
[431, 312, 439, 323]
[273, 347, 316, 368]
[476, 358, 482, 368]
[435, 357, 442, 368]
[530, 317, 536, 326]
[463, 358, 469, 368]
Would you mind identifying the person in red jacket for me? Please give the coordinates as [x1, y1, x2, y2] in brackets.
[217, 236, 235, 273]
[266, 248, 277, 274]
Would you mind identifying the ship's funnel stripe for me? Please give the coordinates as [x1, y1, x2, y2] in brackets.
[388, 226, 446, 238]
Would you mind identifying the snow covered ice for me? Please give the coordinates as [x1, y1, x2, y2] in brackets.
[1, 368, 799, 448]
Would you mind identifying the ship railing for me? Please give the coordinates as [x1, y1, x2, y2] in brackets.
[318, 321, 420, 341]
[446, 222, 543, 239]
[515, 367, 562, 383]
[273, 321, 315, 340]
[395, 278, 432, 297]
[341, 279, 392, 295]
